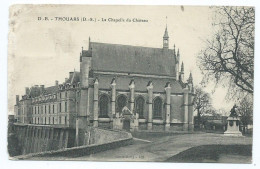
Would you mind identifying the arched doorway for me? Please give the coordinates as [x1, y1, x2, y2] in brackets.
[123, 119, 130, 131]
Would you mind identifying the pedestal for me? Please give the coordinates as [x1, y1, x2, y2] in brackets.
[224, 117, 242, 136]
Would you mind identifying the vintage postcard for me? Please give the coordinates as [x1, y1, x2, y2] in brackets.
[8, 5, 254, 163]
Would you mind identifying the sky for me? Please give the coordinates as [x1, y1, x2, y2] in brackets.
[8, 5, 235, 114]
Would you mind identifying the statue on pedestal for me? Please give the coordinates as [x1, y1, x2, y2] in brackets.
[230, 104, 238, 117]
[224, 104, 242, 136]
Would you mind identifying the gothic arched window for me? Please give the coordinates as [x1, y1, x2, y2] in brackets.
[99, 95, 109, 117]
[153, 97, 163, 119]
[135, 97, 145, 118]
[117, 95, 127, 113]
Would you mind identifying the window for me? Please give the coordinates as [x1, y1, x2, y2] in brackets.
[65, 116, 67, 125]
[44, 117, 46, 124]
[65, 102, 67, 112]
[65, 92, 67, 98]
[135, 97, 145, 118]
[49, 117, 50, 124]
[99, 95, 109, 117]
[49, 105, 51, 114]
[59, 103, 62, 112]
[117, 95, 127, 113]
[59, 116, 61, 124]
[53, 117, 55, 124]
[38, 117, 39, 124]
[53, 105, 55, 114]
[38, 106, 39, 114]
[45, 105, 46, 114]
[153, 97, 163, 119]
[60, 92, 62, 99]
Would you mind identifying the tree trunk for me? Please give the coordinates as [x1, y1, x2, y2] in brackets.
[197, 109, 201, 128]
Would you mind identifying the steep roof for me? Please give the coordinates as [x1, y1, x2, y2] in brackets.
[44, 86, 59, 95]
[64, 71, 81, 84]
[83, 42, 176, 77]
[93, 75, 183, 93]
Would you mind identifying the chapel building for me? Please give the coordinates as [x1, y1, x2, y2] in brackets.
[14, 26, 195, 132]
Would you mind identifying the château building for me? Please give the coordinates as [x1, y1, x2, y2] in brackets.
[14, 26, 195, 132]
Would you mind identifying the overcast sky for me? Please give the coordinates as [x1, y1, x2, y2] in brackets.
[8, 5, 234, 114]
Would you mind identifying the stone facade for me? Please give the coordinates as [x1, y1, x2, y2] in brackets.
[14, 27, 195, 132]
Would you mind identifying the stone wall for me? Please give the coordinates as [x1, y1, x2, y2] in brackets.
[15, 137, 133, 159]
[13, 124, 75, 155]
[13, 124, 132, 157]
[13, 126, 132, 159]
[80, 127, 131, 146]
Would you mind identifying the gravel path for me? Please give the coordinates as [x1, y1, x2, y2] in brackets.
[29, 133, 252, 162]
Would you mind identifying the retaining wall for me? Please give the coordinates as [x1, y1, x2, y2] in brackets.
[15, 133, 132, 159]
[12, 124, 132, 158]
[13, 124, 75, 155]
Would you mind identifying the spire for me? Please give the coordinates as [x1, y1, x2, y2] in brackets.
[163, 26, 169, 38]
[163, 16, 169, 49]
[188, 72, 193, 83]
[164, 16, 169, 38]
[163, 25, 169, 49]
[181, 62, 184, 73]
[179, 62, 185, 82]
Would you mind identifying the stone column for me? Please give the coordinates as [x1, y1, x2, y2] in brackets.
[188, 93, 195, 131]
[183, 87, 189, 131]
[93, 78, 99, 127]
[129, 80, 135, 113]
[165, 83, 171, 131]
[111, 78, 116, 116]
[147, 81, 153, 130]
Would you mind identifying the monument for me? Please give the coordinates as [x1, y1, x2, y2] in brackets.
[224, 105, 243, 136]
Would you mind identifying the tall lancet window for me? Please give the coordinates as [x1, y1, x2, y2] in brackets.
[117, 95, 127, 113]
[135, 97, 145, 118]
[153, 97, 163, 119]
[99, 95, 109, 117]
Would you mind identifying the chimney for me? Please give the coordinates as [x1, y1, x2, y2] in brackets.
[55, 80, 59, 86]
[65, 78, 68, 83]
[16, 95, 19, 105]
[25, 87, 30, 95]
[69, 72, 74, 79]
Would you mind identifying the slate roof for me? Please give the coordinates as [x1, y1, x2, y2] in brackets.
[83, 42, 176, 77]
[64, 71, 81, 84]
[44, 86, 59, 95]
[94, 75, 183, 93]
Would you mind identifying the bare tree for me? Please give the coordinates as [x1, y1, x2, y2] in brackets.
[237, 95, 253, 133]
[198, 6, 254, 99]
[193, 87, 212, 126]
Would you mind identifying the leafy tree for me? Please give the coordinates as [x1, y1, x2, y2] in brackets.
[198, 6, 254, 99]
[193, 87, 212, 126]
[237, 95, 253, 133]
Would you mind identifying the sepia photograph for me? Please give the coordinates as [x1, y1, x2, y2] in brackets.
[6, 4, 255, 164]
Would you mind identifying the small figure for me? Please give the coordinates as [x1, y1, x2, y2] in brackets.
[230, 104, 238, 117]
